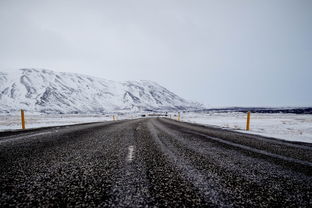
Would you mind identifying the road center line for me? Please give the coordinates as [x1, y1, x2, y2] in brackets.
[127, 145, 135, 162]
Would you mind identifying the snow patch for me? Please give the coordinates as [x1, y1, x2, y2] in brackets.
[180, 112, 312, 143]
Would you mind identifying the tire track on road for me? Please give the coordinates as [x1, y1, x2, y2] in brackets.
[1, 118, 311, 207]
[160, 118, 312, 163]
[151, 118, 312, 207]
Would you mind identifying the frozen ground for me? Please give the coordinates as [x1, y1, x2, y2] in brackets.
[181, 112, 312, 143]
[0, 113, 137, 131]
[1, 112, 311, 143]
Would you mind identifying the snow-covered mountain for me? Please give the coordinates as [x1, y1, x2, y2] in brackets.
[0, 69, 202, 114]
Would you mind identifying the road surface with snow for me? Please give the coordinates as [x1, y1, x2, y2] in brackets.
[0, 118, 311, 207]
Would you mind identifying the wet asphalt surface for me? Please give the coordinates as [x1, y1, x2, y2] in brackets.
[0, 118, 311, 207]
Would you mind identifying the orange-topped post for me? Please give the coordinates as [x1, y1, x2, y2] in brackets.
[21, 109, 26, 129]
[246, 111, 251, 131]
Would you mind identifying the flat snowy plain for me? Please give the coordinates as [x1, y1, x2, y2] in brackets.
[1, 112, 311, 143]
[0, 113, 127, 131]
[182, 112, 312, 143]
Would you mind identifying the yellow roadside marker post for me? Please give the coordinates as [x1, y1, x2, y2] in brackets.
[246, 111, 251, 131]
[21, 109, 26, 129]
[178, 112, 181, 121]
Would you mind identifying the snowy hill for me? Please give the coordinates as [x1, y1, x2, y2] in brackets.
[0, 69, 202, 114]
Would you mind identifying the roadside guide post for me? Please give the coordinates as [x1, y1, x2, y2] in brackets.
[21, 109, 26, 129]
[246, 111, 251, 131]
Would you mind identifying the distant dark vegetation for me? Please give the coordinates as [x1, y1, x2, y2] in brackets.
[141, 113, 169, 117]
[196, 107, 312, 114]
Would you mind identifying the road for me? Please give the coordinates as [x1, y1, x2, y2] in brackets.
[0, 118, 311, 207]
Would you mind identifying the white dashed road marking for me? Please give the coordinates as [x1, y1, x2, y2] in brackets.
[127, 145, 134, 162]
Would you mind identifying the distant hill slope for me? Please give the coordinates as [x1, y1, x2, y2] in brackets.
[0, 69, 202, 114]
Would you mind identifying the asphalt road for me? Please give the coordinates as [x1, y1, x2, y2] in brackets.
[0, 118, 311, 207]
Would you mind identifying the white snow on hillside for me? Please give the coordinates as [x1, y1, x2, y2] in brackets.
[181, 112, 312, 143]
[0, 68, 201, 114]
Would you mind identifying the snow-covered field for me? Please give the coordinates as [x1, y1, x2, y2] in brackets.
[181, 112, 312, 143]
[0, 113, 137, 131]
[1, 112, 311, 143]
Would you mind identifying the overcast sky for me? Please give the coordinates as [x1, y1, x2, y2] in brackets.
[0, 0, 311, 107]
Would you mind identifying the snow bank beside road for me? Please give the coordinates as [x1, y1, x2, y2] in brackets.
[1, 112, 311, 143]
[182, 112, 312, 143]
[0, 114, 135, 131]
